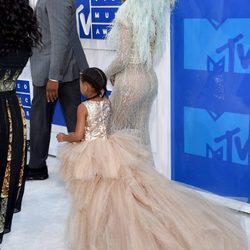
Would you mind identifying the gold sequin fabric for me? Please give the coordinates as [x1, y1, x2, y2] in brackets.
[1, 100, 12, 198]
[0, 68, 22, 92]
[84, 99, 111, 141]
[0, 94, 27, 236]
[0, 100, 12, 234]
[18, 98, 26, 187]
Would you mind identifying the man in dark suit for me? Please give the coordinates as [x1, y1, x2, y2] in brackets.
[27, 0, 89, 180]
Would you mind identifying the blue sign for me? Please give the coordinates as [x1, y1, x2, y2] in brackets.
[16, 80, 30, 93]
[76, 0, 121, 39]
[16, 80, 32, 120]
[184, 107, 249, 166]
[184, 19, 250, 74]
[171, 0, 250, 202]
[17, 93, 31, 107]
[52, 102, 66, 126]
[23, 107, 31, 120]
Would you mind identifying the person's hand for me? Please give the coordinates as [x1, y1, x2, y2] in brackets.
[46, 80, 59, 102]
[56, 133, 66, 142]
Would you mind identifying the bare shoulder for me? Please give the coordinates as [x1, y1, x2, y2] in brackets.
[77, 103, 88, 116]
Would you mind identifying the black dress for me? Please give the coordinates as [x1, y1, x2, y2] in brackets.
[0, 49, 30, 243]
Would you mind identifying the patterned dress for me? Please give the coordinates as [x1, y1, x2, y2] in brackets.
[0, 49, 29, 243]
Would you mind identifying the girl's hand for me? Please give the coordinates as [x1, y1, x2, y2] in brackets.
[57, 133, 66, 142]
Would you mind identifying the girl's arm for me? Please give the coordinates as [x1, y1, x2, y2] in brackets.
[57, 104, 87, 143]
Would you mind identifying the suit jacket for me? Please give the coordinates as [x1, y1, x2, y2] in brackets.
[30, 0, 88, 86]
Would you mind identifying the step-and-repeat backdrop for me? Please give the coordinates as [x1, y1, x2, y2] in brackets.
[171, 0, 250, 203]
[18, 0, 171, 176]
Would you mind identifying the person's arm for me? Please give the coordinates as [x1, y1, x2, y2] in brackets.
[45, 0, 72, 102]
[45, 0, 72, 82]
[57, 104, 87, 143]
[105, 22, 133, 83]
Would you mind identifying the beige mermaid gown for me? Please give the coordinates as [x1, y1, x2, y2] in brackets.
[105, 22, 158, 148]
[58, 98, 248, 250]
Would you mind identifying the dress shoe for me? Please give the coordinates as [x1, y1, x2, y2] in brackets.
[26, 165, 49, 180]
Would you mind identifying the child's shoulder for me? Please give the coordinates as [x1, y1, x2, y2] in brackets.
[78, 102, 87, 108]
[77, 103, 88, 115]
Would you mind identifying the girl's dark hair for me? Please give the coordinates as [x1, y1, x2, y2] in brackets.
[0, 0, 41, 56]
[80, 67, 107, 97]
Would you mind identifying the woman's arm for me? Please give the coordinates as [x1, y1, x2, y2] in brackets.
[57, 104, 87, 143]
[105, 22, 133, 80]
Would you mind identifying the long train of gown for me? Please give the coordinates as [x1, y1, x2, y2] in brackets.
[58, 131, 248, 250]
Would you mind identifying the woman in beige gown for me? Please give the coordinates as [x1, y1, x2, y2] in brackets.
[58, 0, 248, 249]
[105, 0, 165, 148]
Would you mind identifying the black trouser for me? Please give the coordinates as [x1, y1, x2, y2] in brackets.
[29, 79, 81, 169]
[0, 90, 27, 241]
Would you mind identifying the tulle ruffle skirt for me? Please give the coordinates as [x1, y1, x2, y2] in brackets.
[58, 131, 248, 250]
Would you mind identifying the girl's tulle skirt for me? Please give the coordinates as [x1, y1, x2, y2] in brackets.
[58, 131, 248, 250]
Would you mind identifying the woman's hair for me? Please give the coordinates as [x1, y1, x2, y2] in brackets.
[80, 67, 107, 97]
[0, 0, 41, 56]
[108, 0, 176, 68]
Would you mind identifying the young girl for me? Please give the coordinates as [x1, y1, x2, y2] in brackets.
[57, 68, 247, 250]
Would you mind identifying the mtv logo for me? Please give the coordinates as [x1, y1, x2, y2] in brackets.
[184, 18, 250, 74]
[76, 0, 92, 38]
[76, 0, 120, 40]
[207, 56, 225, 72]
[184, 106, 249, 165]
[206, 144, 224, 160]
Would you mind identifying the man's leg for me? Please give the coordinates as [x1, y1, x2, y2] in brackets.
[59, 79, 81, 132]
[27, 85, 56, 180]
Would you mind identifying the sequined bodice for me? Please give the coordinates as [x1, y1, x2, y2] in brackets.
[0, 49, 30, 92]
[0, 68, 23, 92]
[84, 99, 111, 141]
